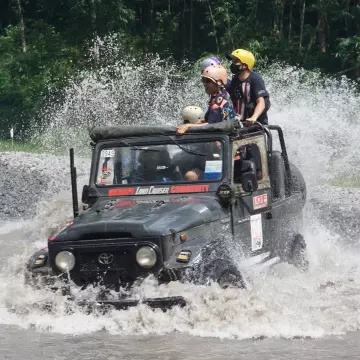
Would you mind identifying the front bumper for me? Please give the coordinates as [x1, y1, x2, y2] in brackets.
[82, 296, 186, 311]
[26, 261, 187, 311]
[28, 293, 186, 313]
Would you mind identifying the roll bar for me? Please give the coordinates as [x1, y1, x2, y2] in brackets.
[70, 148, 79, 218]
[267, 125, 292, 197]
[232, 122, 292, 197]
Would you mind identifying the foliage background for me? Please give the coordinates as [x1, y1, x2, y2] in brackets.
[0, 0, 359, 138]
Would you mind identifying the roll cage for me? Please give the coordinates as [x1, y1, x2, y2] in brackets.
[70, 121, 292, 218]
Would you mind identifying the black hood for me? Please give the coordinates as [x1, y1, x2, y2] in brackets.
[54, 196, 224, 241]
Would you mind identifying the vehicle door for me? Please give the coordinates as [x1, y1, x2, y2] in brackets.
[231, 135, 273, 258]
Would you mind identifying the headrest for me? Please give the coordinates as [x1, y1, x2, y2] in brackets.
[138, 147, 171, 167]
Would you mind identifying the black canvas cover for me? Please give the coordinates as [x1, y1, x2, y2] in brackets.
[89, 120, 240, 142]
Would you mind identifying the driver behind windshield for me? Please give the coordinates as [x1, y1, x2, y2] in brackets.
[184, 168, 203, 181]
[110, 141, 222, 184]
[129, 148, 174, 183]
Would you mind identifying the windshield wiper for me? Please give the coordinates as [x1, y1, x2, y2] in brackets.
[118, 139, 130, 146]
[168, 137, 206, 157]
[117, 140, 160, 152]
[130, 147, 160, 152]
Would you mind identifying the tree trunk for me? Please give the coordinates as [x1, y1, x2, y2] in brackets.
[207, 0, 219, 53]
[150, 0, 154, 52]
[358, 0, 360, 35]
[189, 0, 193, 59]
[139, 1, 146, 51]
[299, 0, 306, 54]
[303, 18, 321, 65]
[345, 0, 351, 32]
[168, 0, 171, 14]
[182, 0, 186, 59]
[336, 66, 360, 75]
[90, 0, 99, 62]
[345, 0, 351, 11]
[279, 0, 285, 38]
[252, 0, 258, 19]
[15, 0, 27, 53]
[318, 13, 326, 53]
[288, 1, 293, 43]
[90, 0, 97, 35]
[139, 1, 143, 35]
[225, 4, 234, 48]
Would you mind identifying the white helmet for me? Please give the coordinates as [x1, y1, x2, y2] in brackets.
[181, 106, 205, 124]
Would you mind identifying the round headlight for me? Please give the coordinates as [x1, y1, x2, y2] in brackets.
[55, 251, 76, 272]
[136, 246, 157, 268]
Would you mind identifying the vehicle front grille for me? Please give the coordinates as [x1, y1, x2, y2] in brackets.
[77, 251, 131, 272]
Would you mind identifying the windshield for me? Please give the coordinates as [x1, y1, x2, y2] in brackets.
[96, 140, 223, 186]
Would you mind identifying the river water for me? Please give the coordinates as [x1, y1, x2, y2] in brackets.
[2, 326, 360, 360]
[0, 52, 360, 358]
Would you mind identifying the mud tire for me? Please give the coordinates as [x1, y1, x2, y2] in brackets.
[207, 260, 246, 289]
[290, 234, 309, 271]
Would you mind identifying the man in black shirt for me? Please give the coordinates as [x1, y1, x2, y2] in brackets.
[226, 49, 270, 126]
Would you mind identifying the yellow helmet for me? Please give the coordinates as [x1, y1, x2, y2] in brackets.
[227, 49, 255, 70]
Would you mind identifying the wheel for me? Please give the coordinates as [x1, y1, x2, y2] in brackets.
[290, 234, 309, 271]
[217, 268, 245, 289]
[289, 163, 306, 200]
[206, 259, 246, 289]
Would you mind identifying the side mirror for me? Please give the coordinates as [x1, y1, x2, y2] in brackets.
[241, 171, 258, 193]
[82, 185, 99, 205]
[82, 185, 90, 204]
[234, 159, 259, 193]
[240, 160, 258, 193]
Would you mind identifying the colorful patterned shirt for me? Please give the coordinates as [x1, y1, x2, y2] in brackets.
[204, 88, 236, 124]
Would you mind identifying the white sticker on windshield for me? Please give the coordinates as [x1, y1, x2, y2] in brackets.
[101, 149, 115, 158]
[250, 214, 263, 251]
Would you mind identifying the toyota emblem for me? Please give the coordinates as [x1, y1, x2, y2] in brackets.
[98, 253, 114, 265]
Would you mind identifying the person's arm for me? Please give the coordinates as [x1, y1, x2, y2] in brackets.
[245, 75, 268, 126]
[245, 97, 265, 125]
[176, 122, 207, 135]
[177, 106, 223, 135]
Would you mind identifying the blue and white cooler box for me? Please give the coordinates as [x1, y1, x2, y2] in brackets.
[204, 160, 222, 180]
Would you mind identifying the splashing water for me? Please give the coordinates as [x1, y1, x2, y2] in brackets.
[0, 38, 360, 339]
[34, 36, 204, 155]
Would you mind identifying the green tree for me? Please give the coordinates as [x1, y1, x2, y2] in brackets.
[0, 0, 359, 139]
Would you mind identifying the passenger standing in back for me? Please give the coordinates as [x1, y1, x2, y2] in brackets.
[226, 49, 270, 126]
[177, 65, 235, 135]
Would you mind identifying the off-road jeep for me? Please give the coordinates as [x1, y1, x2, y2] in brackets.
[27, 120, 307, 309]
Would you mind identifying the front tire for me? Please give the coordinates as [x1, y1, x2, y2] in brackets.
[290, 234, 308, 271]
[206, 260, 246, 289]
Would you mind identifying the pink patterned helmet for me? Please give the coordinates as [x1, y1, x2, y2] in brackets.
[201, 65, 228, 87]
